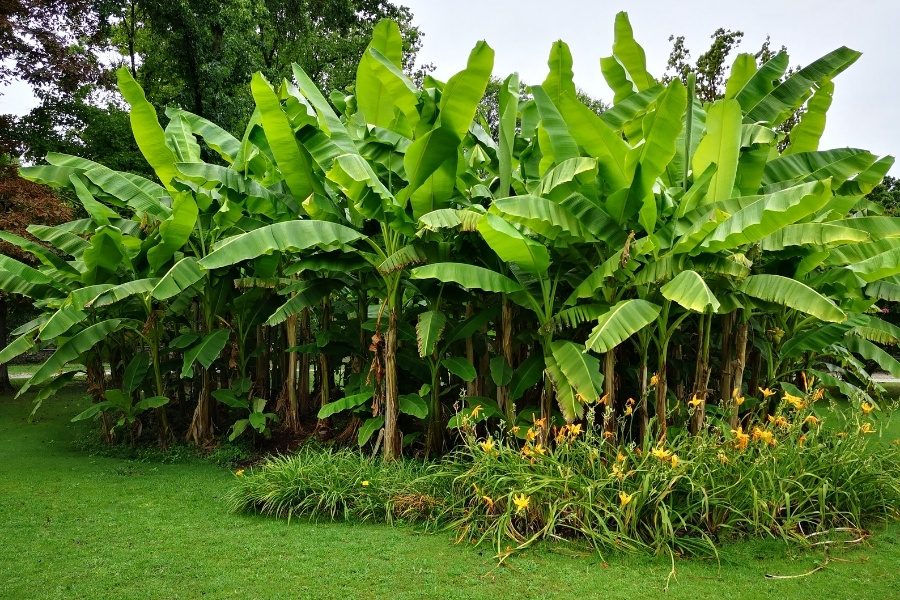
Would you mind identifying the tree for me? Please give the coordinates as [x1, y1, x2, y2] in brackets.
[3, 0, 427, 167]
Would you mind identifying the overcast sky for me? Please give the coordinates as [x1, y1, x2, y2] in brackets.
[1, 1, 896, 173]
[401, 0, 899, 173]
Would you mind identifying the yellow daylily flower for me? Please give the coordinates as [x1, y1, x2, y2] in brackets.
[783, 393, 805, 410]
[619, 491, 634, 508]
[361, 480, 370, 487]
[688, 394, 702, 408]
[234, 468, 245, 477]
[767, 414, 789, 429]
[470, 405, 483, 419]
[649, 373, 660, 387]
[513, 493, 530, 514]
[731, 426, 750, 451]
[717, 451, 729, 465]
[651, 446, 673, 462]
[479, 438, 496, 454]
[860, 422, 875, 434]
[751, 426, 776, 447]
[803, 415, 820, 427]
[567, 423, 583, 438]
[732, 388, 745, 407]
[612, 464, 625, 481]
[525, 427, 538, 442]
[861, 402, 874, 415]
[759, 387, 776, 399]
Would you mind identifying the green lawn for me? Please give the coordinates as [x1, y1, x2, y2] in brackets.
[1, 387, 898, 600]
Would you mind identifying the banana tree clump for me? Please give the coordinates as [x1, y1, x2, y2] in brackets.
[1, 12, 897, 460]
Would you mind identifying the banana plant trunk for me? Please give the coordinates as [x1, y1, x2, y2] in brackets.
[299, 308, 312, 420]
[465, 302, 477, 398]
[383, 307, 401, 461]
[148, 326, 172, 445]
[316, 298, 332, 432]
[719, 312, 735, 406]
[603, 350, 616, 441]
[497, 299, 515, 423]
[690, 312, 712, 435]
[281, 314, 300, 433]
[186, 367, 214, 445]
[729, 316, 749, 428]
[655, 350, 668, 441]
[425, 363, 442, 457]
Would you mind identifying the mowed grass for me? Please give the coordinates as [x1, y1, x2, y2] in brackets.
[1, 387, 899, 600]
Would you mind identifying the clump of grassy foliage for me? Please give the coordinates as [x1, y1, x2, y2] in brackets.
[230, 392, 900, 557]
[228, 445, 445, 523]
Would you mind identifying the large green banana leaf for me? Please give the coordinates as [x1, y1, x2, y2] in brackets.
[250, 72, 316, 201]
[151, 257, 205, 301]
[784, 80, 833, 155]
[661, 270, 720, 313]
[697, 180, 831, 253]
[147, 192, 198, 273]
[117, 67, 178, 190]
[166, 108, 240, 163]
[740, 274, 845, 322]
[416, 310, 447, 358]
[410, 263, 523, 293]
[355, 19, 418, 135]
[549, 340, 603, 409]
[18, 318, 138, 397]
[745, 47, 859, 125]
[476, 213, 550, 274]
[491, 195, 593, 243]
[585, 299, 660, 353]
[691, 99, 741, 202]
[844, 335, 900, 378]
[181, 329, 230, 378]
[200, 221, 366, 269]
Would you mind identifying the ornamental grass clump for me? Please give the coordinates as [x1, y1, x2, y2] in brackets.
[227, 446, 444, 523]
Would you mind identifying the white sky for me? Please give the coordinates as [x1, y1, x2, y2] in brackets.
[401, 0, 900, 174]
[1, 1, 897, 173]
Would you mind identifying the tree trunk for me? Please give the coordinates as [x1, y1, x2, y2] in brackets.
[382, 308, 401, 461]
